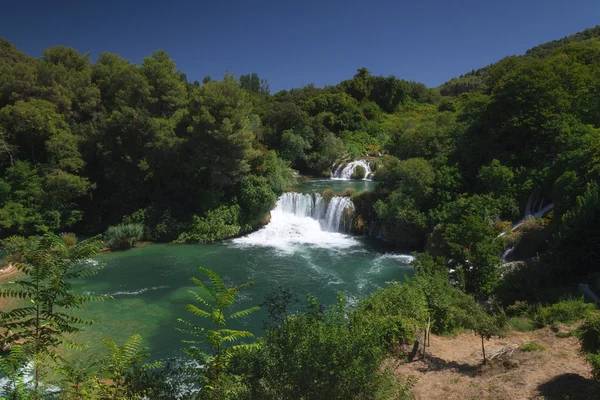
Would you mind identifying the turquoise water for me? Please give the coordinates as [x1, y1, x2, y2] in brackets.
[68, 179, 410, 362]
[73, 241, 412, 361]
[292, 178, 376, 194]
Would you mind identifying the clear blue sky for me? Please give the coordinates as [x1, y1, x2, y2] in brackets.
[1, 0, 599, 92]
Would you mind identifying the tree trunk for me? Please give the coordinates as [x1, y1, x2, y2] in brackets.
[481, 335, 486, 363]
[409, 325, 422, 362]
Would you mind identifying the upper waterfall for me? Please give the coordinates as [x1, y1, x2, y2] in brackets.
[232, 192, 358, 252]
[331, 160, 373, 180]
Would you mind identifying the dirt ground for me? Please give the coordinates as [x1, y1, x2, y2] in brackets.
[393, 326, 597, 400]
[0, 264, 20, 310]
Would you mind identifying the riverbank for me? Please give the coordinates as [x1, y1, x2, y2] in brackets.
[394, 326, 595, 400]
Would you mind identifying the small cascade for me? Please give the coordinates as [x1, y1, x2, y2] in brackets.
[498, 191, 554, 237]
[501, 246, 515, 261]
[331, 160, 373, 180]
[323, 196, 355, 232]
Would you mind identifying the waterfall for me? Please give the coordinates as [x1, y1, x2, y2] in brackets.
[498, 191, 554, 237]
[331, 160, 373, 180]
[323, 196, 355, 232]
[232, 192, 358, 251]
[276, 192, 354, 232]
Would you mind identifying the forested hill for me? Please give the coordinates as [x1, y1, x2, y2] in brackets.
[0, 38, 437, 241]
[440, 24, 600, 96]
[1, 25, 600, 297]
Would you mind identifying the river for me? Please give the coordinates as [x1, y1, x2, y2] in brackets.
[70, 178, 414, 362]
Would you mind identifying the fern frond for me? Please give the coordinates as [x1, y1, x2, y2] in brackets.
[229, 306, 260, 320]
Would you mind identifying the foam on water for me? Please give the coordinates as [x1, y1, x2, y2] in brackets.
[233, 192, 359, 252]
[233, 209, 358, 252]
[85, 285, 170, 297]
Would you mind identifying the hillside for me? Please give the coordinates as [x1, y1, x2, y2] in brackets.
[439, 25, 600, 96]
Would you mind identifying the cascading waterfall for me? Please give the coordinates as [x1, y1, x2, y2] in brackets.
[498, 191, 554, 238]
[274, 192, 354, 232]
[233, 192, 358, 251]
[499, 190, 555, 261]
[331, 160, 373, 180]
[323, 196, 355, 232]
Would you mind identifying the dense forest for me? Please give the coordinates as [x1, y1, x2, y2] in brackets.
[1, 24, 600, 399]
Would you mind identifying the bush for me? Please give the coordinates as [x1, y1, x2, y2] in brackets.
[59, 232, 78, 248]
[177, 205, 241, 243]
[508, 316, 536, 332]
[322, 189, 335, 203]
[580, 316, 600, 380]
[532, 298, 594, 327]
[520, 341, 546, 351]
[104, 223, 144, 249]
[351, 165, 366, 180]
[345, 187, 355, 196]
[229, 294, 389, 399]
[353, 281, 429, 349]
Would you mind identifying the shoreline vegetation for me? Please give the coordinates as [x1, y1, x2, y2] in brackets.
[1, 24, 600, 399]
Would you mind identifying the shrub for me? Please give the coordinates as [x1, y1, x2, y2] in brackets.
[532, 298, 594, 327]
[351, 165, 366, 180]
[59, 232, 78, 248]
[345, 187, 355, 196]
[580, 316, 600, 354]
[176, 205, 241, 243]
[122, 207, 188, 242]
[322, 189, 335, 203]
[520, 341, 546, 351]
[508, 316, 536, 332]
[229, 294, 389, 399]
[104, 223, 144, 249]
[353, 282, 429, 349]
[580, 316, 600, 380]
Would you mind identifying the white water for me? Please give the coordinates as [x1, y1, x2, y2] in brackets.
[331, 160, 373, 180]
[233, 192, 358, 252]
[498, 191, 554, 238]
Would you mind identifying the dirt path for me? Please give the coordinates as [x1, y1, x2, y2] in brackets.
[394, 327, 596, 400]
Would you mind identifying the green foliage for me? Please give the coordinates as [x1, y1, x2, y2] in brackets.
[547, 182, 600, 281]
[0, 345, 32, 400]
[177, 205, 242, 243]
[99, 334, 161, 399]
[237, 175, 276, 226]
[520, 341, 546, 352]
[0, 233, 103, 397]
[104, 223, 144, 249]
[508, 316, 536, 332]
[178, 267, 259, 400]
[351, 164, 366, 180]
[230, 294, 389, 400]
[579, 315, 600, 380]
[532, 298, 594, 327]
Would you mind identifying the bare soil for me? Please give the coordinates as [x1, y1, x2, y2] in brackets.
[0, 264, 20, 311]
[393, 326, 597, 400]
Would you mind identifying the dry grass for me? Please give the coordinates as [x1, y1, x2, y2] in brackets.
[394, 326, 596, 400]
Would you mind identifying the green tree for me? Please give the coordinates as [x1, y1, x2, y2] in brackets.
[140, 50, 187, 117]
[0, 233, 103, 398]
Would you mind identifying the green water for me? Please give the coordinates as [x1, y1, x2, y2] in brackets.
[63, 178, 409, 363]
[73, 240, 413, 361]
[292, 178, 376, 194]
